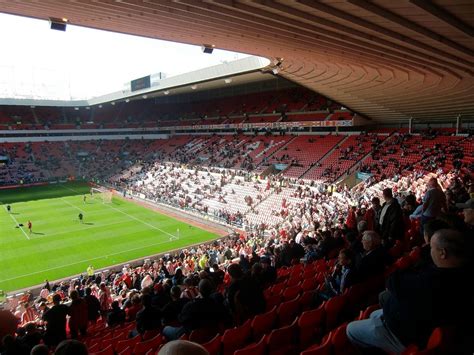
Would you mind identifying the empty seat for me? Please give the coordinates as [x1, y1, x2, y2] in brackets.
[251, 306, 277, 340]
[222, 319, 251, 355]
[298, 305, 325, 349]
[234, 335, 266, 355]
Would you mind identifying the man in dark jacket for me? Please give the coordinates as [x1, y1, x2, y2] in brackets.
[43, 294, 68, 347]
[347, 229, 473, 353]
[378, 188, 404, 247]
[356, 231, 390, 282]
[84, 287, 100, 324]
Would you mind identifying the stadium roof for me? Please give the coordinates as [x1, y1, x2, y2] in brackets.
[0, 0, 473, 122]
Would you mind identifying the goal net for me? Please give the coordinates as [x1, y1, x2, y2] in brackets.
[91, 187, 113, 204]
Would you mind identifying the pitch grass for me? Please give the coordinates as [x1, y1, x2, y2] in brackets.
[0, 182, 218, 293]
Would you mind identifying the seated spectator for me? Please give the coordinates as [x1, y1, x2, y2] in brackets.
[161, 286, 189, 326]
[30, 344, 49, 355]
[355, 231, 390, 282]
[163, 279, 230, 340]
[347, 229, 473, 353]
[18, 323, 42, 354]
[225, 263, 265, 324]
[180, 278, 199, 300]
[412, 219, 449, 271]
[125, 294, 141, 322]
[319, 249, 358, 301]
[135, 294, 162, 335]
[158, 340, 209, 355]
[54, 339, 88, 355]
[107, 301, 126, 327]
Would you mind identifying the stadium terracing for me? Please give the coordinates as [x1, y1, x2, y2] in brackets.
[0, 3, 473, 355]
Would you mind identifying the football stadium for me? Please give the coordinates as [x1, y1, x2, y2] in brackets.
[0, 2, 473, 355]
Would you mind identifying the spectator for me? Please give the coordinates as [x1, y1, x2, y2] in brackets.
[319, 249, 357, 301]
[161, 286, 189, 326]
[107, 301, 126, 327]
[54, 339, 88, 355]
[355, 231, 390, 282]
[135, 294, 161, 335]
[30, 344, 49, 355]
[43, 294, 68, 347]
[225, 263, 265, 323]
[456, 198, 473, 228]
[365, 197, 382, 231]
[421, 177, 447, 230]
[68, 290, 88, 339]
[379, 188, 404, 247]
[84, 287, 100, 324]
[347, 229, 473, 353]
[158, 340, 209, 355]
[163, 279, 230, 340]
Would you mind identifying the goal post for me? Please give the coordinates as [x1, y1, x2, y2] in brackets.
[90, 187, 113, 203]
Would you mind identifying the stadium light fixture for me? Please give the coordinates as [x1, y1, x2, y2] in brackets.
[224, 78, 232, 84]
[111, 102, 115, 105]
[164, 90, 170, 95]
[86, 107, 90, 110]
[125, 98, 130, 103]
[191, 85, 198, 90]
[201, 44, 215, 54]
[49, 17, 68, 31]
[98, 105, 102, 108]
[74, 107, 79, 110]
[142, 94, 148, 99]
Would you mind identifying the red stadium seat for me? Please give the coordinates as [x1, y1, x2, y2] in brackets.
[331, 322, 358, 355]
[324, 294, 346, 330]
[298, 304, 325, 349]
[222, 319, 251, 355]
[202, 334, 221, 355]
[300, 290, 317, 311]
[115, 335, 140, 354]
[300, 333, 332, 355]
[133, 334, 164, 355]
[266, 318, 298, 355]
[277, 295, 300, 326]
[282, 284, 301, 301]
[251, 306, 277, 340]
[189, 326, 220, 344]
[90, 345, 113, 355]
[234, 335, 266, 355]
[358, 304, 380, 320]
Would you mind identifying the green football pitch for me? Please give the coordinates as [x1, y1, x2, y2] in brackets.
[0, 182, 218, 293]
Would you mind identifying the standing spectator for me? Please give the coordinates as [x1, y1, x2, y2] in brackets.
[365, 197, 381, 231]
[379, 188, 404, 247]
[421, 177, 447, 230]
[84, 287, 101, 324]
[68, 290, 88, 339]
[43, 294, 68, 347]
[98, 282, 112, 318]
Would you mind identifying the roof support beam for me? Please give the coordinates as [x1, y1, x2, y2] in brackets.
[410, 0, 474, 37]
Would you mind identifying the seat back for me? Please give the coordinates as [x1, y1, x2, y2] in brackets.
[222, 319, 251, 355]
[251, 306, 277, 340]
[298, 305, 325, 348]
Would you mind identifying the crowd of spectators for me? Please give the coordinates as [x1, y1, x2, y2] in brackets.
[0, 129, 473, 354]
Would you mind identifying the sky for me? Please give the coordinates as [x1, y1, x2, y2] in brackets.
[0, 13, 250, 101]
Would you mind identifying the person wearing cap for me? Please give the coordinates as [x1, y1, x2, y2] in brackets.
[456, 198, 474, 227]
